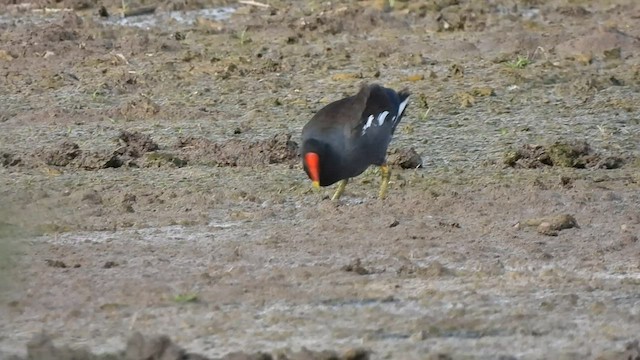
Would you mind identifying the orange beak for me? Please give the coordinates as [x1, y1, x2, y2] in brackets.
[304, 152, 320, 188]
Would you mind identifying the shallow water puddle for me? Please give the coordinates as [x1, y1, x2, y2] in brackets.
[104, 7, 236, 29]
[0, 6, 235, 29]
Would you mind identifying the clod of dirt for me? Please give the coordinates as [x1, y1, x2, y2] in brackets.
[78, 151, 123, 170]
[559, 175, 574, 188]
[116, 130, 159, 158]
[113, 95, 161, 120]
[471, 87, 495, 97]
[81, 130, 159, 169]
[17, 332, 208, 360]
[61, 11, 83, 28]
[32, 132, 187, 171]
[125, 332, 194, 360]
[294, 6, 392, 36]
[61, 0, 97, 11]
[36, 140, 124, 170]
[437, 10, 464, 32]
[278, 347, 336, 360]
[98, 6, 109, 17]
[278, 347, 368, 360]
[504, 141, 625, 169]
[557, 6, 591, 17]
[43, 140, 81, 166]
[603, 48, 622, 61]
[595, 156, 626, 170]
[45, 259, 68, 268]
[438, 221, 461, 229]
[23, 333, 96, 360]
[81, 190, 103, 205]
[548, 141, 591, 168]
[120, 193, 137, 213]
[219, 353, 272, 360]
[42, 25, 79, 43]
[140, 152, 188, 168]
[449, 64, 464, 77]
[387, 147, 422, 169]
[397, 261, 452, 278]
[519, 214, 579, 237]
[103, 261, 118, 269]
[342, 348, 369, 360]
[174, 133, 299, 167]
[341, 258, 371, 275]
[536, 222, 559, 237]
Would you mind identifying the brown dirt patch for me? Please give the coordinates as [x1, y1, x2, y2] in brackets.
[292, 6, 400, 37]
[110, 95, 161, 121]
[555, 25, 640, 61]
[33, 131, 159, 170]
[6, 132, 300, 170]
[7, 332, 370, 360]
[504, 140, 627, 169]
[116, 130, 159, 158]
[174, 133, 299, 167]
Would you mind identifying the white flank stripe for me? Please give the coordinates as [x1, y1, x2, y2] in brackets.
[397, 96, 410, 119]
[377, 111, 389, 126]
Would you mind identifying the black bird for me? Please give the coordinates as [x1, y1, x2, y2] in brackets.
[301, 83, 410, 200]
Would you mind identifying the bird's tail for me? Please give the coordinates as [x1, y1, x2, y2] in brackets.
[392, 88, 411, 134]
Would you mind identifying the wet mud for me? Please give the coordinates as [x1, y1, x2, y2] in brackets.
[1, 0, 640, 359]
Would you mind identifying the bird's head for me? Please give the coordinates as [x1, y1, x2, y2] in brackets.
[304, 152, 320, 188]
[302, 138, 326, 188]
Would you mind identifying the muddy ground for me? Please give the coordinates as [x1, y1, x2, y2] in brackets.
[1, 0, 640, 359]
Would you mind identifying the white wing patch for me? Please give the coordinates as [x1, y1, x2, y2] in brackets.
[362, 111, 391, 135]
[361, 95, 409, 135]
[377, 111, 389, 126]
[362, 115, 375, 134]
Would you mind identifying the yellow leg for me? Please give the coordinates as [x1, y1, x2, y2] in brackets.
[378, 164, 390, 199]
[311, 181, 321, 197]
[331, 179, 348, 201]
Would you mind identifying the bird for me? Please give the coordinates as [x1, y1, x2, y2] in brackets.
[301, 82, 410, 200]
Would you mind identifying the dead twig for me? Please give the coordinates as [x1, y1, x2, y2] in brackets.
[32, 8, 72, 13]
[238, 0, 270, 8]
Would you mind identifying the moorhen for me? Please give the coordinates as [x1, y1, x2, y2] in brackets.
[301, 83, 410, 200]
